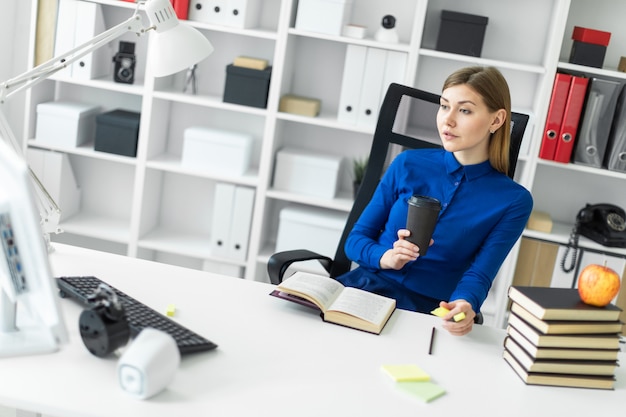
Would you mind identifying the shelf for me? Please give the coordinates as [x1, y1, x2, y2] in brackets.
[152, 89, 269, 116]
[276, 110, 375, 134]
[266, 189, 354, 212]
[418, 49, 547, 74]
[557, 62, 626, 80]
[27, 140, 138, 165]
[60, 212, 131, 243]
[138, 227, 233, 263]
[288, 28, 412, 52]
[50, 74, 147, 95]
[535, 158, 626, 180]
[189, 21, 279, 41]
[524, 221, 626, 257]
[146, 153, 260, 186]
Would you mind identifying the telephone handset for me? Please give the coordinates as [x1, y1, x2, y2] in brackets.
[561, 204, 626, 273]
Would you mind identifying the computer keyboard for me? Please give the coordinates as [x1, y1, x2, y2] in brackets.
[56, 275, 217, 355]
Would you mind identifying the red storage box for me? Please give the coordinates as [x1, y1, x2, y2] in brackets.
[572, 26, 611, 46]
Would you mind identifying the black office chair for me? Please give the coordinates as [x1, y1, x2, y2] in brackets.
[267, 83, 529, 323]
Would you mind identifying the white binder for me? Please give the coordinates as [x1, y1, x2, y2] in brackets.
[210, 182, 235, 258]
[73, 1, 110, 80]
[337, 44, 367, 124]
[55, 0, 110, 80]
[225, 0, 260, 28]
[229, 186, 255, 261]
[189, 0, 226, 25]
[54, 0, 77, 78]
[356, 47, 387, 128]
[381, 51, 408, 98]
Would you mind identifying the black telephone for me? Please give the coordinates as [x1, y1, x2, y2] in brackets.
[561, 203, 626, 272]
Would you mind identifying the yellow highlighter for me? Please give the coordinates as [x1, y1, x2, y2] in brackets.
[431, 307, 466, 322]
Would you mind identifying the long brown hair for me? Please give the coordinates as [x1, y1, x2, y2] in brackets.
[442, 66, 511, 175]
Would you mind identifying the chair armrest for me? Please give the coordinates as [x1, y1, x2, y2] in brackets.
[267, 249, 333, 285]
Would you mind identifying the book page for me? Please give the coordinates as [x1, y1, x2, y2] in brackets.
[328, 287, 395, 324]
[276, 272, 345, 311]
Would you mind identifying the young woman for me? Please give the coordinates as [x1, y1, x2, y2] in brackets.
[336, 66, 533, 336]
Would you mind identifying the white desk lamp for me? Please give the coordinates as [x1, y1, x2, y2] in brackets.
[0, 0, 214, 237]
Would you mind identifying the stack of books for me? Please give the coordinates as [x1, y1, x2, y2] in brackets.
[503, 286, 623, 390]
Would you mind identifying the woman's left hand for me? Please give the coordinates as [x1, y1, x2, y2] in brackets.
[438, 300, 475, 336]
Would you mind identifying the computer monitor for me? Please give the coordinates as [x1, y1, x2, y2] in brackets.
[0, 138, 68, 357]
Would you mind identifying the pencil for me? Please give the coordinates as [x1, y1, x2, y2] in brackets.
[428, 326, 436, 355]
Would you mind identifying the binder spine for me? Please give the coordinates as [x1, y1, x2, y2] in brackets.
[539, 73, 572, 160]
[553, 75, 589, 163]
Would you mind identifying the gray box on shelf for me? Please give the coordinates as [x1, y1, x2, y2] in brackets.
[436, 10, 488, 57]
[182, 126, 253, 176]
[94, 109, 141, 157]
[35, 101, 100, 147]
[273, 148, 342, 199]
[223, 64, 272, 108]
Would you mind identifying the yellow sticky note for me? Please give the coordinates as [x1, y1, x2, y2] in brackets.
[381, 364, 430, 382]
[430, 307, 465, 322]
[166, 304, 176, 317]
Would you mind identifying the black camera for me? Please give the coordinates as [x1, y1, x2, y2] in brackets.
[113, 41, 136, 84]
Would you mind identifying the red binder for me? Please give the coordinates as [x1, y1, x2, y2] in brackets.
[553, 75, 589, 163]
[171, 0, 189, 20]
[539, 73, 572, 160]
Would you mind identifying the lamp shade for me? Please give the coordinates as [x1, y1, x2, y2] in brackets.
[145, 0, 214, 77]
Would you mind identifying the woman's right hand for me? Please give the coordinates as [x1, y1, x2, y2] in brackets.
[379, 229, 429, 270]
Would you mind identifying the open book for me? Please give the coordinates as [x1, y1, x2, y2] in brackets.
[270, 271, 396, 334]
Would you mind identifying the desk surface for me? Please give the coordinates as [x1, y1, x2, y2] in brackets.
[0, 244, 625, 417]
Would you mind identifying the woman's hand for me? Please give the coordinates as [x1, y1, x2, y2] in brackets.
[439, 300, 475, 336]
[379, 229, 431, 270]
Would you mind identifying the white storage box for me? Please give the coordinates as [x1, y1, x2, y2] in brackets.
[188, 0, 260, 29]
[35, 101, 100, 147]
[295, 0, 354, 36]
[273, 147, 342, 199]
[182, 126, 253, 176]
[276, 205, 348, 259]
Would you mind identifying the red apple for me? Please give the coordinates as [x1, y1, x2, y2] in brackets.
[578, 264, 621, 307]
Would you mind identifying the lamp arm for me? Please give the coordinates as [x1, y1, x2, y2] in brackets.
[1, 10, 147, 103]
[0, 108, 60, 236]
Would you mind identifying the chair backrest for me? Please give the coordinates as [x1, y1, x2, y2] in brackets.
[326, 83, 529, 278]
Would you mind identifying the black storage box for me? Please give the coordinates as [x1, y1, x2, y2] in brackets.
[223, 64, 272, 108]
[569, 41, 607, 68]
[436, 10, 488, 57]
[94, 109, 141, 157]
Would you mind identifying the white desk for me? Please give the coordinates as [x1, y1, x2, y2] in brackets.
[0, 244, 624, 417]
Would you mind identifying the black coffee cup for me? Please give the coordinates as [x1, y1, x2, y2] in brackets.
[406, 195, 441, 256]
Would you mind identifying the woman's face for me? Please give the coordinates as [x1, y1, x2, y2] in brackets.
[436, 84, 504, 165]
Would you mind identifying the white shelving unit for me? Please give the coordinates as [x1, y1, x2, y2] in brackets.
[17, 0, 626, 328]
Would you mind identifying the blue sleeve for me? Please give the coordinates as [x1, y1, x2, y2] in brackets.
[449, 188, 533, 312]
[344, 155, 403, 269]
